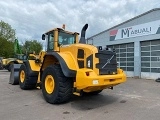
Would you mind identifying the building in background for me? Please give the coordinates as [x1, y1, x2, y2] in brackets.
[87, 8, 160, 79]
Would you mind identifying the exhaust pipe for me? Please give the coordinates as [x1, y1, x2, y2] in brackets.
[79, 24, 88, 44]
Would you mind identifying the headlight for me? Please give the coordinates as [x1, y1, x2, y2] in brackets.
[87, 60, 90, 67]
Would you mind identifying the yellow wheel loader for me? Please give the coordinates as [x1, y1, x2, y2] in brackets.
[3, 54, 27, 72]
[11, 24, 126, 104]
[3, 39, 38, 72]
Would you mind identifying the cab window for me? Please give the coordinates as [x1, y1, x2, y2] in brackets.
[58, 31, 75, 45]
[48, 33, 54, 51]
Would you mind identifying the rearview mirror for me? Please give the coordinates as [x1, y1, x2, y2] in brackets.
[42, 34, 45, 40]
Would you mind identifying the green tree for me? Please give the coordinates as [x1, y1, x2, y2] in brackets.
[0, 37, 14, 58]
[0, 20, 16, 41]
[0, 20, 16, 58]
[22, 40, 43, 54]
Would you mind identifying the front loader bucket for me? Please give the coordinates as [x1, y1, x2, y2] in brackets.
[9, 64, 21, 85]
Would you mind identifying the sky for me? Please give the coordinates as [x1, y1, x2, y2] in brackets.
[0, 0, 160, 45]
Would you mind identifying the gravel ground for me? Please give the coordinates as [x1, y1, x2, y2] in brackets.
[0, 70, 160, 120]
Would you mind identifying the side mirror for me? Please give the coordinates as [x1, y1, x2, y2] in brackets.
[42, 34, 45, 40]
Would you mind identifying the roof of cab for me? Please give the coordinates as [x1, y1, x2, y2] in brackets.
[44, 28, 79, 35]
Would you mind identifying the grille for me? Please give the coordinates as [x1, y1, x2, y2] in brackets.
[95, 50, 117, 75]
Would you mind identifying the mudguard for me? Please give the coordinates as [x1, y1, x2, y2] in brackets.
[41, 52, 77, 77]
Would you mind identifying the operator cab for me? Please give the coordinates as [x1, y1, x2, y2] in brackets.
[42, 28, 79, 52]
[15, 54, 27, 60]
[58, 31, 75, 46]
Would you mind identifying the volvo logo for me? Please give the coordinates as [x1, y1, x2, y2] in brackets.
[107, 59, 111, 63]
[102, 55, 114, 69]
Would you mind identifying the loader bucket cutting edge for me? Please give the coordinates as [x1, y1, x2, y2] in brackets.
[9, 64, 21, 85]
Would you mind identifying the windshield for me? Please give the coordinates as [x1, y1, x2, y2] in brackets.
[58, 31, 75, 46]
[16, 55, 27, 60]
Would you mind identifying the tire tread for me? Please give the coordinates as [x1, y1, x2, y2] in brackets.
[42, 64, 73, 104]
[19, 64, 37, 90]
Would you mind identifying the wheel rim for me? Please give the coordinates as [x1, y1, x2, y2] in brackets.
[45, 75, 55, 94]
[20, 70, 25, 83]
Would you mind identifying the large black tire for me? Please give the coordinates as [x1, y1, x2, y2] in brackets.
[19, 64, 36, 89]
[41, 64, 73, 104]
